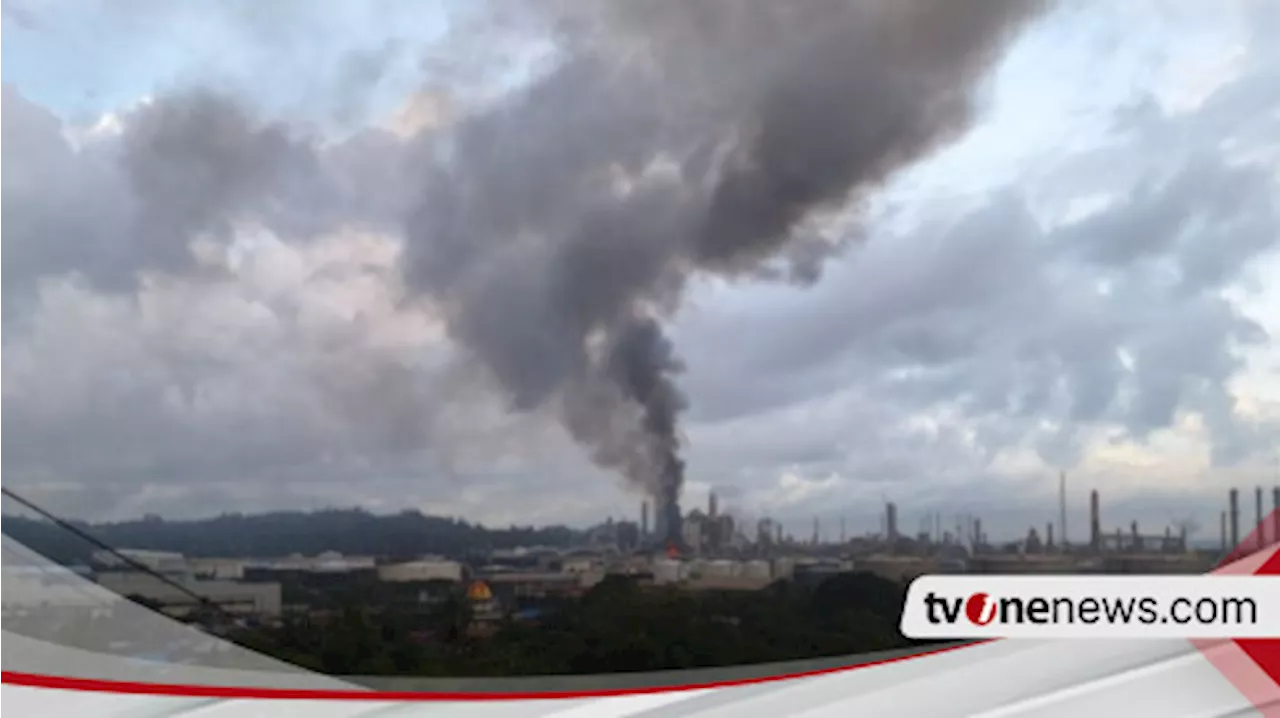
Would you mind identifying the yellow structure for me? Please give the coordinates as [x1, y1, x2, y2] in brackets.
[465, 580, 494, 602]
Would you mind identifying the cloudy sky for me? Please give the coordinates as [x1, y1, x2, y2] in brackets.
[3, 0, 1277, 543]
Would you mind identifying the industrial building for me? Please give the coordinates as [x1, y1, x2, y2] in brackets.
[377, 558, 465, 583]
[479, 570, 601, 600]
[90, 549, 285, 621]
[92, 549, 188, 574]
[95, 571, 282, 619]
[189, 558, 247, 580]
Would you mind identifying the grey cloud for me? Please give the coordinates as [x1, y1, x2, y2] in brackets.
[1053, 151, 1278, 294]
[678, 131, 1276, 475]
[121, 91, 311, 271]
[1, 2, 39, 30]
[4, 2, 1045, 508]
[1, 85, 135, 301]
[0, 83, 426, 310]
[5, 1, 1277, 528]
[1, 249, 487, 498]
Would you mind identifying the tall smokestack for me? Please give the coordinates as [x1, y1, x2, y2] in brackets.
[651, 478, 684, 549]
[1273, 487, 1280, 549]
[1220, 510, 1227, 553]
[1059, 471, 1068, 548]
[667, 495, 683, 548]
[709, 491, 718, 519]
[886, 502, 899, 544]
[1256, 486, 1265, 550]
[1229, 488, 1240, 551]
[840, 516, 847, 543]
[641, 501, 650, 538]
[1090, 490, 1100, 551]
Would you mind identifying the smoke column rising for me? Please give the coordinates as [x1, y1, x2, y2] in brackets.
[399, 0, 1046, 511]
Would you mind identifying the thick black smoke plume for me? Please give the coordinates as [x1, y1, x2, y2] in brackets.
[400, 1, 1045, 504]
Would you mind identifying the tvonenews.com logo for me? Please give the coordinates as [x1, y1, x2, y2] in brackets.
[924, 590, 1256, 627]
[899, 576, 1280, 639]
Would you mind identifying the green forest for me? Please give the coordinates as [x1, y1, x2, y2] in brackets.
[230, 573, 918, 676]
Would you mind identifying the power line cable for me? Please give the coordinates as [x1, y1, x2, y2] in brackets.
[1, 485, 244, 626]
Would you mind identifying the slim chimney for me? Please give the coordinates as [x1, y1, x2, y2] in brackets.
[1059, 471, 1068, 548]
[1220, 510, 1227, 553]
[641, 501, 649, 538]
[709, 491, 718, 519]
[1089, 490, 1101, 551]
[1256, 486, 1264, 550]
[653, 484, 682, 549]
[1229, 488, 1240, 550]
[840, 516, 847, 543]
[1273, 487, 1280, 548]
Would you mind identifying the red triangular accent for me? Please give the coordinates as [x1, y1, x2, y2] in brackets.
[1196, 507, 1280, 711]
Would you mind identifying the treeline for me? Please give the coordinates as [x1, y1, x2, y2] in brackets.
[233, 572, 918, 676]
[2, 509, 585, 563]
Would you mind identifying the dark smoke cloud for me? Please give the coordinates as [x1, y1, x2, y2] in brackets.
[400, 0, 1045, 501]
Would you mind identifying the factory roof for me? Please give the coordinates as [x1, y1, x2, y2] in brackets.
[480, 571, 581, 584]
[683, 576, 772, 591]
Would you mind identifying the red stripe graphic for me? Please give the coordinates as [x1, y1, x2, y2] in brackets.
[1192, 511, 1280, 716]
[0, 641, 988, 701]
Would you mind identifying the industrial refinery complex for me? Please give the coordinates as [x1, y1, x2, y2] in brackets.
[634, 477, 1279, 581]
[11, 479, 1274, 634]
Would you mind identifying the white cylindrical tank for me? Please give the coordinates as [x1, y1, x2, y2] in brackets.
[377, 560, 464, 583]
[652, 559, 684, 584]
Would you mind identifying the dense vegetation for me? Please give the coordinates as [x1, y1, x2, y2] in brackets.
[231, 573, 916, 676]
[2, 509, 585, 562]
